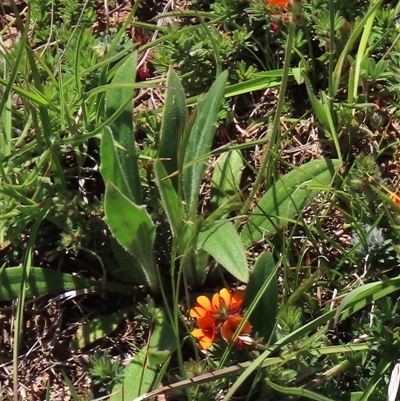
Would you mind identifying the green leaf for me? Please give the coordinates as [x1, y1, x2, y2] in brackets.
[70, 309, 129, 351]
[158, 67, 187, 186]
[349, 393, 364, 401]
[351, 0, 381, 103]
[109, 238, 148, 285]
[181, 227, 209, 286]
[153, 159, 185, 238]
[300, 63, 342, 159]
[198, 220, 249, 283]
[210, 150, 243, 211]
[302, 71, 335, 139]
[266, 380, 337, 401]
[105, 51, 141, 204]
[331, 0, 383, 96]
[244, 252, 278, 342]
[0, 78, 52, 108]
[104, 181, 159, 294]
[101, 128, 133, 200]
[0, 267, 133, 301]
[334, 276, 400, 324]
[109, 349, 157, 401]
[147, 308, 176, 366]
[183, 71, 228, 213]
[224, 69, 293, 97]
[358, 352, 392, 401]
[241, 159, 342, 246]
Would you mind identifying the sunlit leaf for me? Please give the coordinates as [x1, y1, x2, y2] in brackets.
[104, 182, 159, 293]
[183, 71, 228, 213]
[242, 159, 341, 246]
[198, 220, 249, 283]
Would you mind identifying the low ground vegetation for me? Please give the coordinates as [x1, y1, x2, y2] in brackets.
[1, 0, 400, 400]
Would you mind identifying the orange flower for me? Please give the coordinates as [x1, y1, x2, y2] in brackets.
[389, 191, 400, 206]
[191, 315, 216, 350]
[221, 317, 253, 346]
[267, 0, 289, 7]
[190, 288, 251, 350]
[189, 288, 244, 320]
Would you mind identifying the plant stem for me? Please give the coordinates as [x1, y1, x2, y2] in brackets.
[328, 0, 335, 113]
[238, 10, 297, 223]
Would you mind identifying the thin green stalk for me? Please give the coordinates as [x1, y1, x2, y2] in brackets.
[0, 39, 11, 246]
[328, 0, 335, 115]
[238, 11, 297, 223]
[0, 48, 11, 158]
[303, 350, 364, 391]
[158, 232, 192, 401]
[12, 205, 49, 401]
[197, 12, 222, 77]
[172, 268, 193, 401]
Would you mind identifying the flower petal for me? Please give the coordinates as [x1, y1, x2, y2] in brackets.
[211, 292, 221, 311]
[267, 0, 289, 6]
[191, 328, 215, 350]
[240, 319, 252, 334]
[191, 328, 205, 339]
[190, 295, 213, 318]
[220, 320, 234, 343]
[219, 288, 232, 307]
[389, 191, 400, 206]
[196, 295, 212, 311]
[220, 317, 252, 343]
[189, 305, 208, 318]
[198, 336, 214, 350]
[197, 315, 216, 330]
[230, 290, 245, 311]
[237, 335, 253, 346]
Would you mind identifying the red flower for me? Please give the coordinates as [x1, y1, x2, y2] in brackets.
[267, 0, 290, 7]
[189, 288, 244, 320]
[191, 315, 216, 351]
[221, 317, 253, 346]
[389, 191, 400, 206]
[190, 288, 251, 350]
[270, 21, 279, 32]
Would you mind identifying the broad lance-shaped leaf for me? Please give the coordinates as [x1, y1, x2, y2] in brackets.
[104, 181, 159, 294]
[100, 128, 133, 200]
[241, 159, 342, 246]
[198, 220, 249, 283]
[158, 67, 187, 187]
[302, 69, 335, 139]
[110, 349, 157, 401]
[105, 51, 141, 204]
[183, 71, 228, 213]
[109, 309, 174, 400]
[210, 149, 243, 211]
[0, 267, 134, 301]
[153, 159, 185, 238]
[147, 307, 176, 366]
[244, 252, 278, 343]
[109, 238, 149, 285]
[180, 222, 208, 286]
[70, 308, 129, 351]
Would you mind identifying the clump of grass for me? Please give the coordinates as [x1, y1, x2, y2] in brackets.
[87, 352, 124, 394]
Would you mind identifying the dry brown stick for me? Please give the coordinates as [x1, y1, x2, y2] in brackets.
[131, 361, 251, 401]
